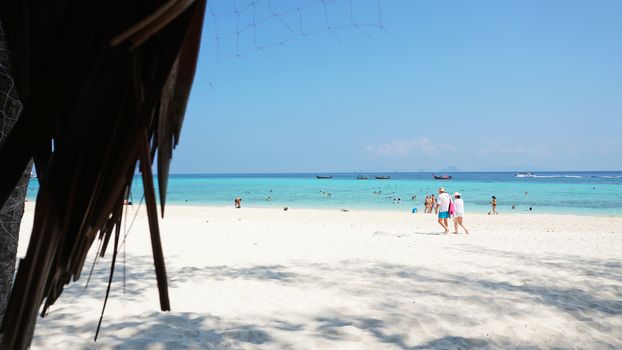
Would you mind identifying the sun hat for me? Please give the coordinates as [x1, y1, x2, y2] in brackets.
[453, 192, 461, 197]
[438, 187, 445, 192]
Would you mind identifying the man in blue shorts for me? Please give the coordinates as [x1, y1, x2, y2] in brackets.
[435, 187, 451, 234]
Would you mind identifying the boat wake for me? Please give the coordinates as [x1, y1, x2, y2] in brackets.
[531, 175, 584, 178]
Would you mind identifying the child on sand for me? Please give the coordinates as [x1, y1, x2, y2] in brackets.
[452, 192, 469, 234]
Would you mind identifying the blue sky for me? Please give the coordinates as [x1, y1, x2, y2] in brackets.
[171, 0, 622, 173]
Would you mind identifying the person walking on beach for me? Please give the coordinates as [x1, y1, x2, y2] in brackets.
[234, 197, 242, 208]
[489, 196, 497, 215]
[435, 188, 451, 233]
[452, 192, 469, 234]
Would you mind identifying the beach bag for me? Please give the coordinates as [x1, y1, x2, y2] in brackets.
[448, 197, 455, 216]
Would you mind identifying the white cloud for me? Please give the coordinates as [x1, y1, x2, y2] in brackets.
[475, 141, 551, 156]
[365, 137, 448, 158]
[597, 137, 621, 154]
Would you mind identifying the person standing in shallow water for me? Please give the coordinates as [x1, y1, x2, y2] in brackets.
[426, 195, 433, 213]
[452, 192, 469, 234]
[435, 188, 451, 233]
[490, 196, 497, 215]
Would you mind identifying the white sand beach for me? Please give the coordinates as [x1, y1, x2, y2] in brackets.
[17, 203, 622, 349]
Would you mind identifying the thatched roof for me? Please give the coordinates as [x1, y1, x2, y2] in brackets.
[0, 1, 206, 348]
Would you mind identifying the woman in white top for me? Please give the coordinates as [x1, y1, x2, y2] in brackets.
[453, 192, 469, 234]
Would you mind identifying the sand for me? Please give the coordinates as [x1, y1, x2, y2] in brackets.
[15, 203, 622, 349]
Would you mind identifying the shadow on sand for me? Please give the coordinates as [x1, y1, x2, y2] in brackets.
[31, 245, 622, 349]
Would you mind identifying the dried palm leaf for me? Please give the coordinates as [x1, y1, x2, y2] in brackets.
[0, 1, 206, 348]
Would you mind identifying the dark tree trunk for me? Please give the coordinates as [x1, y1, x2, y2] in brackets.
[0, 19, 32, 341]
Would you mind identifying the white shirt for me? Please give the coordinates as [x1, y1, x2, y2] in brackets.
[437, 192, 451, 212]
[454, 198, 465, 217]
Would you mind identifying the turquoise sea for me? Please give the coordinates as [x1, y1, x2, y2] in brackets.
[27, 172, 622, 216]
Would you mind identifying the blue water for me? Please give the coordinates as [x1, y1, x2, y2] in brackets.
[27, 172, 622, 215]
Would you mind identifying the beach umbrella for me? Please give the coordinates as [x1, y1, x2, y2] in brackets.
[0, 1, 206, 348]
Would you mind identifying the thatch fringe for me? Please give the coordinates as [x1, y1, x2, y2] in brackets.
[0, 1, 206, 349]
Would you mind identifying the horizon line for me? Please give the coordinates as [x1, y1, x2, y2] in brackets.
[156, 170, 622, 176]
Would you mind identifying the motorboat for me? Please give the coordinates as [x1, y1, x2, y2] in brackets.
[433, 174, 452, 180]
[356, 175, 369, 180]
[514, 172, 535, 177]
[375, 176, 390, 180]
[316, 175, 332, 179]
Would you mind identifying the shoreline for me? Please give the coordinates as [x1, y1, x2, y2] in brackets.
[23, 201, 622, 218]
[164, 204, 622, 219]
